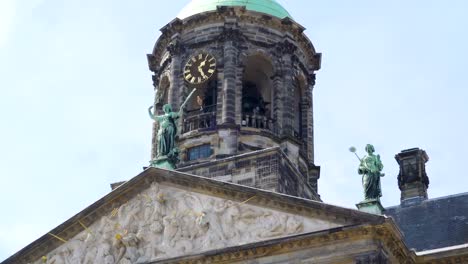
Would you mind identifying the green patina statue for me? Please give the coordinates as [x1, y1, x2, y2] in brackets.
[148, 88, 196, 169]
[351, 144, 385, 201]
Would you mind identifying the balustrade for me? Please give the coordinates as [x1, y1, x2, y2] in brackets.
[183, 106, 217, 133]
[242, 113, 276, 134]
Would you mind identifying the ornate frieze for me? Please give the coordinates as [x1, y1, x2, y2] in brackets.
[31, 182, 343, 264]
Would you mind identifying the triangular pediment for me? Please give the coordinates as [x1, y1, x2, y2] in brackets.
[5, 168, 383, 264]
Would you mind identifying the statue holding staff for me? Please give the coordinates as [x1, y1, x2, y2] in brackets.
[149, 89, 197, 167]
[350, 144, 385, 201]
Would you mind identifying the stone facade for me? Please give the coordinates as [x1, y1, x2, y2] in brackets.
[178, 147, 320, 200]
[4, 2, 468, 264]
[5, 168, 466, 264]
[0, 168, 416, 264]
[147, 6, 321, 197]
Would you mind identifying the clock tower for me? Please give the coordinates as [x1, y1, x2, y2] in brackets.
[147, 0, 322, 200]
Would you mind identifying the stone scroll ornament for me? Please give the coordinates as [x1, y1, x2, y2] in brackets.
[349, 144, 385, 201]
[148, 88, 197, 169]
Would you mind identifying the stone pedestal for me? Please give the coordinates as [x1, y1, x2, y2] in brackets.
[150, 156, 175, 170]
[356, 199, 384, 215]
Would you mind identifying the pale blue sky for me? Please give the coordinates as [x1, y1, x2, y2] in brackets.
[1, 0, 468, 260]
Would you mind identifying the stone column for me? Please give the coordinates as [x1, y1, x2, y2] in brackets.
[234, 64, 244, 125]
[215, 68, 224, 124]
[272, 74, 284, 135]
[167, 36, 184, 110]
[217, 24, 240, 156]
[221, 35, 237, 124]
[151, 75, 160, 160]
[276, 39, 297, 138]
[306, 73, 316, 163]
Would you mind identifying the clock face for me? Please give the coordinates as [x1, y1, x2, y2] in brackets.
[184, 53, 216, 84]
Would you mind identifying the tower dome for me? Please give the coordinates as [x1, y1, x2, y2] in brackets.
[177, 0, 291, 20]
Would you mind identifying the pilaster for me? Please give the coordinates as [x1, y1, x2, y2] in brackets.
[219, 25, 240, 125]
[272, 74, 284, 135]
[167, 36, 184, 110]
[276, 39, 297, 138]
[306, 73, 316, 163]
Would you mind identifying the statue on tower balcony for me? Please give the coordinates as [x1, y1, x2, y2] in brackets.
[350, 144, 385, 214]
[148, 88, 197, 169]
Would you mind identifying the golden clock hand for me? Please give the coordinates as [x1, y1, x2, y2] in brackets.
[198, 60, 207, 68]
[198, 67, 207, 78]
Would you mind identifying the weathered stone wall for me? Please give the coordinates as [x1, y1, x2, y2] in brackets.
[178, 147, 319, 200]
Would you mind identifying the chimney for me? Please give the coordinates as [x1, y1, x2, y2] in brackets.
[395, 148, 429, 206]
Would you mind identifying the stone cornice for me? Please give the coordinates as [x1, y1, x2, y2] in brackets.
[150, 7, 321, 74]
[146, 222, 416, 264]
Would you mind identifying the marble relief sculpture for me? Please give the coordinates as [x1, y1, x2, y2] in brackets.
[35, 182, 331, 264]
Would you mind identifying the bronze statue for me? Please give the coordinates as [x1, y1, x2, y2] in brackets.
[149, 104, 179, 158]
[149, 89, 196, 169]
[350, 144, 385, 201]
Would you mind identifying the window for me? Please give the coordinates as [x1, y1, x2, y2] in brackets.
[188, 144, 212, 161]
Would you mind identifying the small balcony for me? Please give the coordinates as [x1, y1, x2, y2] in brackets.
[183, 105, 217, 134]
[242, 113, 277, 134]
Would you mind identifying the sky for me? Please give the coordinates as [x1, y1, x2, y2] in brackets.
[1, 0, 468, 260]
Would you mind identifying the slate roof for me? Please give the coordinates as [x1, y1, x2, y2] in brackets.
[385, 192, 468, 252]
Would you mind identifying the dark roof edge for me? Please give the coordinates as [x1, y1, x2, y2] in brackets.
[386, 191, 468, 210]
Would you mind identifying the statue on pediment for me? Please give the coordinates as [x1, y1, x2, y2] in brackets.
[351, 144, 385, 201]
[359, 144, 384, 200]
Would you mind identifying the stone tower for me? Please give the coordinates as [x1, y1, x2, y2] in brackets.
[147, 0, 322, 200]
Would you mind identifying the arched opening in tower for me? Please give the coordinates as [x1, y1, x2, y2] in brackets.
[183, 77, 218, 133]
[242, 54, 274, 130]
[156, 75, 170, 111]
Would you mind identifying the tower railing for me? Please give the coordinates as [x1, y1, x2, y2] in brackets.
[242, 113, 277, 134]
[182, 105, 217, 133]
